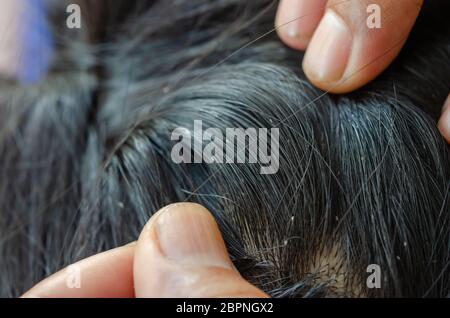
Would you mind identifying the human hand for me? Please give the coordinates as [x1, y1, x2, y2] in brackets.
[22, 203, 268, 298]
[275, 0, 450, 142]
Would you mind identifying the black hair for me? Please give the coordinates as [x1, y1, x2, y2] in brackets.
[0, 0, 449, 297]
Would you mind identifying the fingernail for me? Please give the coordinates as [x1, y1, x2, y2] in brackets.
[303, 10, 352, 82]
[277, 0, 326, 48]
[284, 2, 319, 40]
[155, 203, 233, 270]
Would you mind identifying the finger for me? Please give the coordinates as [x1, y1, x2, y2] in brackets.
[438, 94, 450, 144]
[275, 0, 327, 50]
[303, 0, 423, 93]
[134, 203, 268, 298]
[22, 243, 136, 298]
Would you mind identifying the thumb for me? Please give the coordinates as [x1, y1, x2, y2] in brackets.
[133, 203, 268, 298]
[303, 0, 423, 93]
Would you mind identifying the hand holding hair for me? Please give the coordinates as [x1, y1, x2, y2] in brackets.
[1, 0, 449, 142]
[22, 203, 268, 298]
[276, 0, 450, 142]
[1, 0, 448, 298]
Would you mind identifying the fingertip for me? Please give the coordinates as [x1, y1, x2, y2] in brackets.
[302, 10, 352, 91]
[438, 94, 450, 144]
[134, 203, 268, 298]
[275, 0, 327, 51]
[302, 0, 423, 94]
[21, 244, 136, 298]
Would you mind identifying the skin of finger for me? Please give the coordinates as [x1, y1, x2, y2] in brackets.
[22, 244, 136, 298]
[438, 94, 450, 143]
[304, 0, 423, 93]
[133, 203, 268, 298]
[275, 0, 327, 50]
